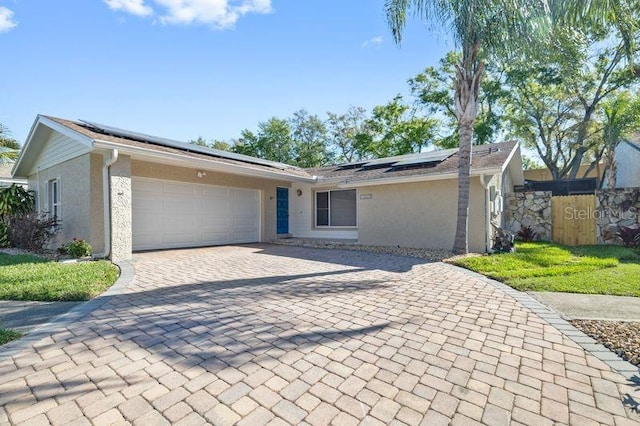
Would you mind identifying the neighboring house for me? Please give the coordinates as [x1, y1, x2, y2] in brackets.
[12, 115, 524, 260]
[607, 137, 640, 188]
[0, 160, 27, 188]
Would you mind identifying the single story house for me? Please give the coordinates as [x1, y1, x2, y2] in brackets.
[607, 137, 640, 188]
[12, 115, 524, 260]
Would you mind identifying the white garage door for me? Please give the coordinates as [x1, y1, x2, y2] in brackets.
[132, 177, 260, 251]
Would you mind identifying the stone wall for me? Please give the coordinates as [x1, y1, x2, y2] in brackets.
[596, 188, 640, 244]
[505, 191, 552, 241]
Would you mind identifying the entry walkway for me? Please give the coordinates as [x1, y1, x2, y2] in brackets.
[530, 292, 640, 321]
[0, 244, 638, 424]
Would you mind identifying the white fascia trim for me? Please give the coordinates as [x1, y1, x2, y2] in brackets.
[501, 142, 520, 173]
[337, 168, 503, 188]
[12, 116, 94, 177]
[93, 140, 317, 183]
[39, 117, 94, 147]
[11, 117, 41, 177]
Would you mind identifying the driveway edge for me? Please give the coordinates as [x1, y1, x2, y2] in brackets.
[0, 261, 135, 361]
[447, 263, 640, 380]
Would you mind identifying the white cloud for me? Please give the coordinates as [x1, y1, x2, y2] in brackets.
[361, 36, 383, 48]
[105, 0, 272, 29]
[104, 0, 154, 17]
[0, 7, 17, 33]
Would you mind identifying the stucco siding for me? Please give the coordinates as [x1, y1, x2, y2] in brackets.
[28, 131, 91, 175]
[131, 160, 290, 243]
[357, 177, 487, 252]
[289, 183, 359, 240]
[614, 142, 640, 188]
[110, 155, 132, 261]
[27, 154, 92, 250]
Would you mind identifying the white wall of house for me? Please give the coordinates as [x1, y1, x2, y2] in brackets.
[289, 182, 358, 240]
[357, 177, 488, 252]
[614, 141, 640, 188]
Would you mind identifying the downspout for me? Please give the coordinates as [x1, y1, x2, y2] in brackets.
[480, 174, 492, 253]
[95, 149, 118, 259]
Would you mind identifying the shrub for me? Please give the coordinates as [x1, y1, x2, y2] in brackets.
[516, 225, 538, 242]
[0, 184, 36, 247]
[63, 238, 92, 258]
[0, 222, 9, 248]
[0, 184, 35, 218]
[616, 226, 640, 248]
[7, 213, 58, 252]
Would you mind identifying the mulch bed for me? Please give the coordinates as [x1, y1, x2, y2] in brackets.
[571, 319, 640, 366]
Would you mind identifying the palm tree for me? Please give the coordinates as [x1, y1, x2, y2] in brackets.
[385, 0, 636, 254]
[601, 91, 640, 188]
[0, 124, 20, 164]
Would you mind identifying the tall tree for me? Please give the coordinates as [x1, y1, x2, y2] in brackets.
[326, 106, 369, 163]
[503, 31, 639, 180]
[601, 91, 640, 188]
[386, 0, 556, 254]
[189, 136, 231, 151]
[409, 52, 507, 148]
[232, 118, 296, 164]
[386, 0, 636, 254]
[289, 109, 333, 168]
[357, 95, 438, 158]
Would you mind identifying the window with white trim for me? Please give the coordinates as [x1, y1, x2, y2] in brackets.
[46, 178, 61, 219]
[315, 189, 357, 227]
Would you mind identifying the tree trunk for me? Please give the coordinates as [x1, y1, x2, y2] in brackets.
[452, 45, 484, 255]
[453, 120, 474, 254]
[605, 150, 618, 189]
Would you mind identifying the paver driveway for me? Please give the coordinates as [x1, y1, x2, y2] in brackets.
[1, 244, 639, 425]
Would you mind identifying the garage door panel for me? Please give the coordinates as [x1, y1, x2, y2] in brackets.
[163, 199, 196, 214]
[163, 231, 199, 246]
[230, 189, 258, 211]
[202, 217, 228, 229]
[132, 177, 260, 251]
[164, 181, 195, 195]
[201, 186, 228, 198]
[200, 231, 229, 245]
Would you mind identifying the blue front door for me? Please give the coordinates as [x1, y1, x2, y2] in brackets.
[276, 187, 289, 235]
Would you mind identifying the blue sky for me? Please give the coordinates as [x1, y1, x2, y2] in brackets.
[1, 1, 453, 144]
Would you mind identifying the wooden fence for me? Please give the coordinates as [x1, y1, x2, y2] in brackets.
[551, 195, 596, 246]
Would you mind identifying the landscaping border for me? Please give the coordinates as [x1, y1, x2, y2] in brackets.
[0, 261, 135, 362]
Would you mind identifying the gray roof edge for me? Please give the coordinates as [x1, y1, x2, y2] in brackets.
[623, 138, 640, 153]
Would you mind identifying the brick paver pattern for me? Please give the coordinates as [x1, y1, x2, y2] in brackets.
[1, 244, 639, 425]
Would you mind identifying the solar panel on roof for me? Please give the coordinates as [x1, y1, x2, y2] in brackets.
[362, 153, 423, 168]
[391, 148, 457, 167]
[78, 119, 299, 171]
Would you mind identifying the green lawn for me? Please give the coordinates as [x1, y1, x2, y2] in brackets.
[0, 254, 119, 301]
[0, 327, 22, 345]
[453, 242, 640, 296]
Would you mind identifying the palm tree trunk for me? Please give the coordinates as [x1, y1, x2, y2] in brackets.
[453, 121, 474, 254]
[452, 44, 484, 254]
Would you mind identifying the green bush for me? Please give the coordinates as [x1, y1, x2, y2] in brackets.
[63, 238, 92, 258]
[0, 185, 36, 248]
